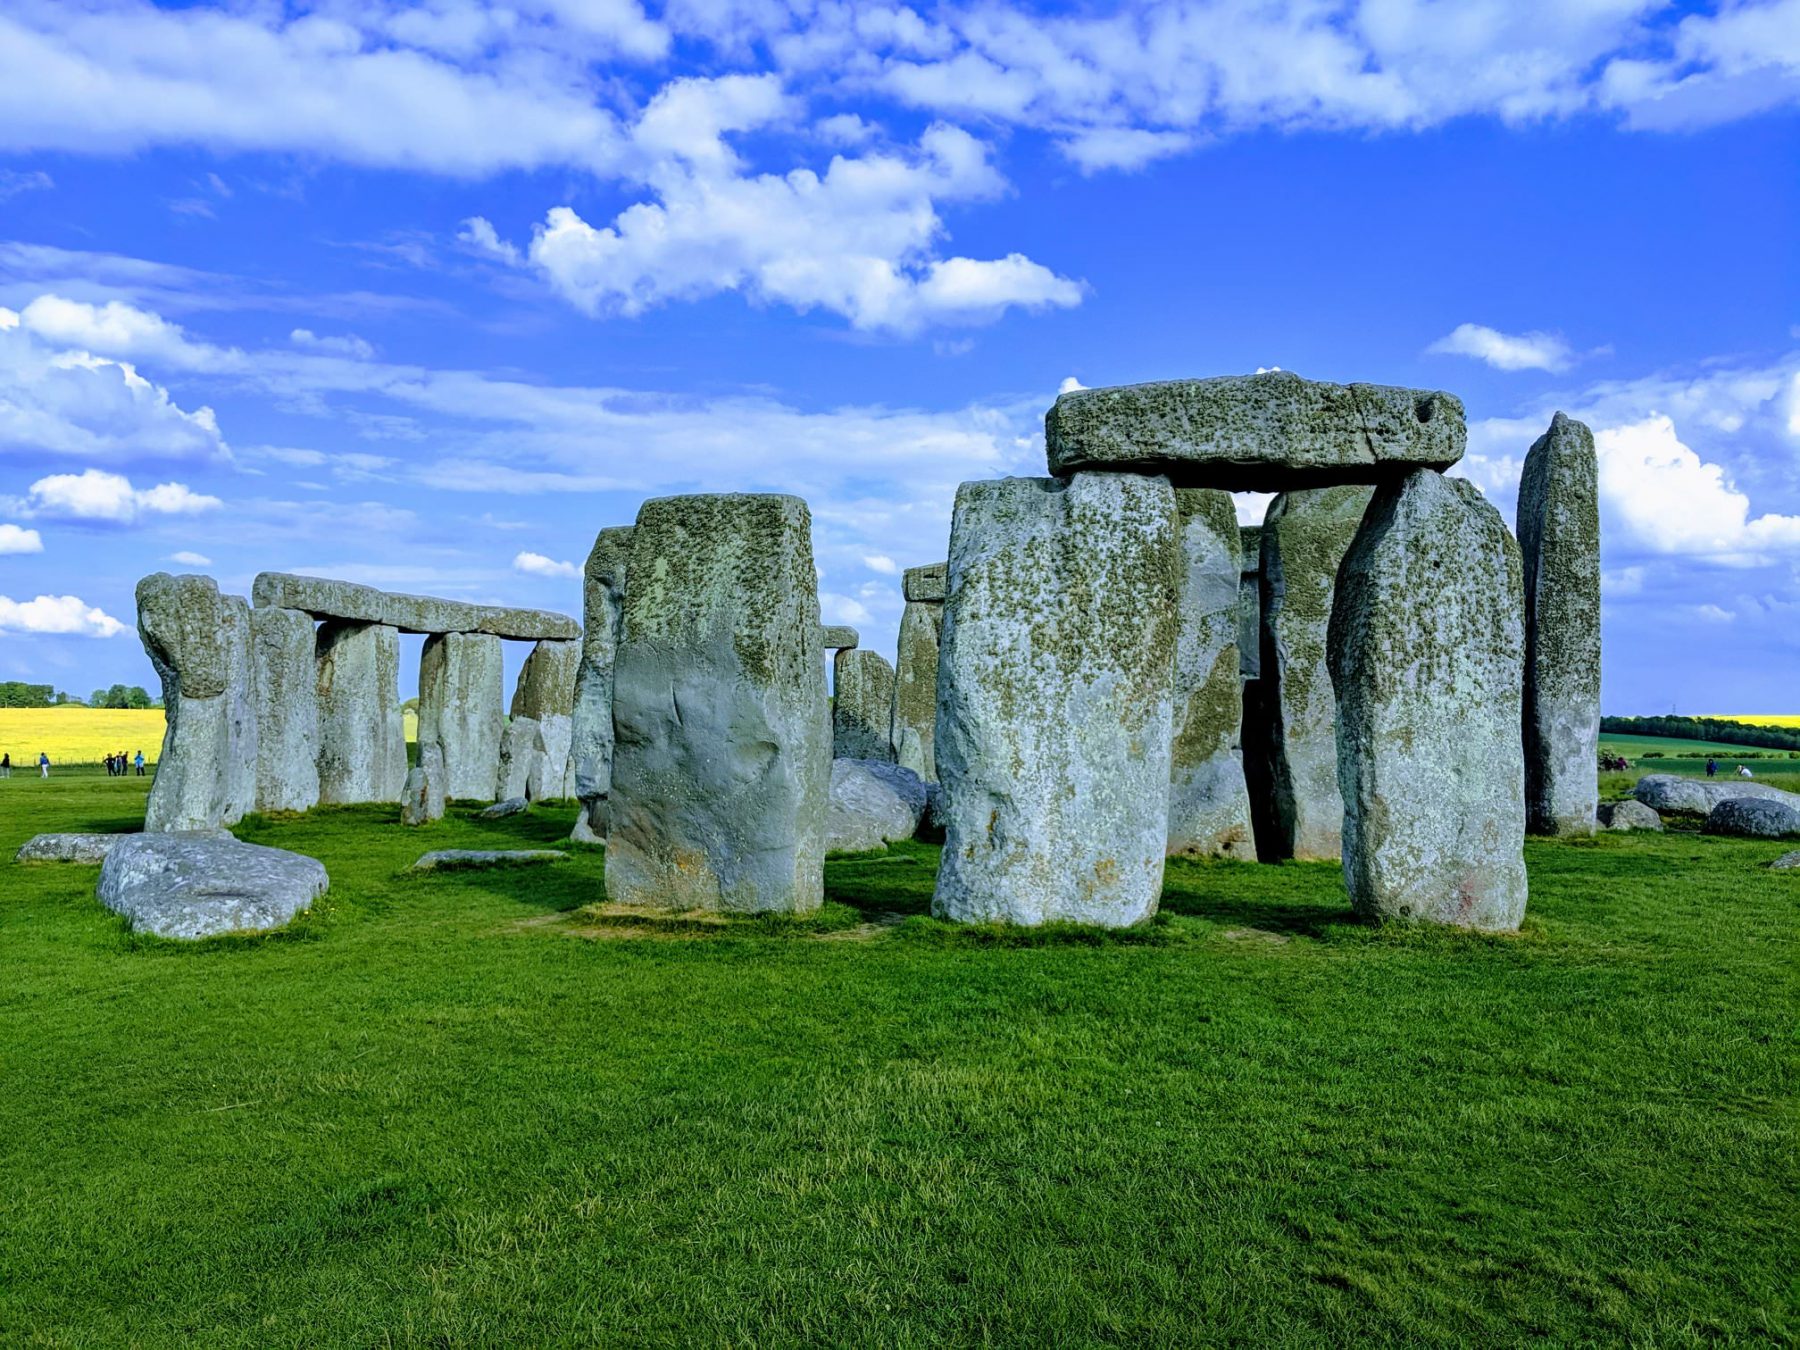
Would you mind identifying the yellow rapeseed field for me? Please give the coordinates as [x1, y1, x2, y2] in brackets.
[0, 709, 166, 766]
[1703, 715, 1800, 729]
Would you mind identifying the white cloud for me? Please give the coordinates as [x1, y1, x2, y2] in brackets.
[290, 328, 374, 360]
[168, 549, 212, 566]
[1233, 492, 1275, 527]
[821, 592, 872, 625]
[458, 216, 522, 265]
[862, 553, 898, 574]
[0, 593, 125, 637]
[0, 168, 53, 200]
[1058, 375, 1085, 395]
[1058, 127, 1196, 173]
[0, 523, 44, 554]
[27, 469, 222, 523]
[512, 550, 580, 578]
[1427, 323, 1575, 372]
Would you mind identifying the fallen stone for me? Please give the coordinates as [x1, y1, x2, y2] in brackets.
[933, 472, 1179, 927]
[571, 526, 632, 823]
[1704, 797, 1800, 839]
[497, 716, 539, 802]
[569, 807, 604, 844]
[1329, 470, 1527, 931]
[97, 833, 327, 939]
[252, 572, 578, 640]
[478, 796, 529, 819]
[409, 849, 566, 871]
[828, 758, 928, 853]
[1632, 774, 1800, 815]
[821, 625, 860, 650]
[1045, 370, 1466, 491]
[315, 619, 407, 805]
[833, 648, 896, 762]
[1770, 851, 1800, 870]
[418, 631, 503, 801]
[890, 594, 943, 783]
[17, 832, 139, 863]
[249, 605, 320, 813]
[903, 562, 947, 602]
[1597, 800, 1662, 832]
[512, 639, 578, 800]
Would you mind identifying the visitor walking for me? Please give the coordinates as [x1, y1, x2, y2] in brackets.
[135, 750, 146, 776]
[1, 752, 9, 778]
[1706, 758, 1718, 778]
[38, 752, 50, 778]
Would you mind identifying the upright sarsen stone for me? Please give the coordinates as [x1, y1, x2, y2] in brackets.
[833, 648, 896, 762]
[1328, 471, 1527, 930]
[418, 632, 503, 801]
[605, 494, 829, 913]
[512, 638, 579, 800]
[315, 620, 406, 805]
[933, 473, 1180, 926]
[1518, 412, 1601, 836]
[1238, 526, 1262, 680]
[1168, 488, 1254, 859]
[890, 563, 945, 782]
[249, 606, 319, 813]
[571, 526, 632, 832]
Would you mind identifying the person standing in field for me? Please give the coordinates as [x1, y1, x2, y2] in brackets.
[135, 750, 146, 776]
[38, 751, 50, 778]
[1739, 764, 1754, 778]
[1707, 758, 1718, 778]
[1, 752, 10, 778]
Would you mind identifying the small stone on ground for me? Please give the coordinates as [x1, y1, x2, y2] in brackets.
[410, 849, 567, 871]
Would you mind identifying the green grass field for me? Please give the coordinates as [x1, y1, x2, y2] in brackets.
[2, 771, 1793, 1344]
[1598, 730, 1800, 758]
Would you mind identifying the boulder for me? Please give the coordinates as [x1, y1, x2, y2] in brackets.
[570, 526, 632, 826]
[605, 493, 830, 913]
[249, 605, 320, 813]
[1769, 851, 1800, 870]
[1704, 797, 1800, 839]
[400, 766, 433, 827]
[17, 832, 136, 863]
[252, 572, 577, 640]
[904, 562, 948, 602]
[478, 796, 529, 820]
[418, 631, 503, 801]
[1632, 774, 1800, 816]
[97, 833, 327, 939]
[1328, 471, 1528, 931]
[821, 625, 860, 650]
[890, 590, 944, 783]
[497, 716, 539, 802]
[933, 472, 1179, 927]
[409, 849, 566, 871]
[833, 648, 896, 762]
[827, 759, 928, 853]
[1597, 800, 1662, 832]
[569, 807, 604, 845]
[1045, 371, 1466, 491]
[314, 619, 407, 804]
[512, 638, 579, 800]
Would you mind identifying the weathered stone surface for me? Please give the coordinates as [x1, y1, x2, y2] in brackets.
[1770, 850, 1800, 870]
[1597, 799, 1662, 832]
[418, 743, 446, 821]
[418, 631, 503, 801]
[904, 562, 947, 602]
[1168, 488, 1255, 859]
[1045, 371, 1466, 490]
[1238, 525, 1262, 679]
[1519, 412, 1601, 836]
[933, 473, 1180, 927]
[1705, 797, 1800, 839]
[569, 803, 604, 844]
[249, 605, 319, 813]
[1328, 471, 1527, 930]
[400, 766, 433, 826]
[833, 649, 896, 762]
[890, 599, 943, 782]
[409, 849, 565, 871]
[497, 716, 539, 802]
[827, 759, 928, 853]
[137, 573, 257, 833]
[571, 526, 632, 819]
[315, 620, 407, 805]
[17, 832, 142, 863]
[252, 572, 578, 640]
[606, 493, 829, 914]
[821, 625, 859, 650]
[1258, 485, 1374, 861]
[478, 796, 529, 819]
[97, 833, 326, 939]
[1632, 774, 1800, 815]
[513, 638, 579, 801]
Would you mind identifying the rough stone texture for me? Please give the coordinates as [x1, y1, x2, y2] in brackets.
[478, 796, 529, 819]
[418, 631, 503, 801]
[1168, 488, 1255, 859]
[410, 849, 566, 871]
[1258, 485, 1373, 861]
[569, 804, 604, 844]
[1238, 526, 1262, 679]
[606, 493, 829, 914]
[828, 758, 929, 853]
[497, 716, 539, 802]
[571, 526, 632, 824]
[314, 620, 407, 805]
[418, 743, 446, 822]
[833, 649, 896, 762]
[249, 605, 320, 813]
[821, 625, 860, 650]
[1632, 774, 1800, 815]
[1770, 851, 1800, 870]
[512, 639, 578, 800]
[1705, 797, 1800, 839]
[17, 832, 141, 863]
[890, 598, 943, 782]
[137, 573, 258, 833]
[933, 473, 1180, 927]
[253, 572, 577, 639]
[904, 562, 948, 602]
[1519, 412, 1601, 836]
[97, 833, 327, 939]
[1045, 371, 1466, 491]
[1597, 800, 1662, 832]
[400, 766, 433, 827]
[1328, 471, 1527, 931]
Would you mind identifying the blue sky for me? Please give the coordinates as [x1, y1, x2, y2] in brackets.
[0, 0, 1796, 711]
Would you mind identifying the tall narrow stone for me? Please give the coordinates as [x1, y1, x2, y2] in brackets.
[571, 526, 632, 833]
[1328, 471, 1526, 931]
[315, 620, 406, 805]
[418, 632, 503, 801]
[1238, 526, 1262, 679]
[249, 606, 319, 813]
[1168, 488, 1255, 859]
[833, 649, 896, 762]
[137, 573, 257, 832]
[606, 494, 829, 913]
[890, 562, 945, 782]
[497, 716, 539, 802]
[1258, 485, 1373, 861]
[933, 473, 1180, 927]
[1518, 412, 1601, 836]
[512, 638, 579, 800]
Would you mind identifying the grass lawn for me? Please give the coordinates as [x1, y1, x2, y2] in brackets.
[2, 771, 1793, 1345]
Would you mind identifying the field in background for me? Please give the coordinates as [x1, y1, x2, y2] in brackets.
[0, 709, 165, 766]
[1599, 731, 1800, 758]
[1703, 715, 1800, 728]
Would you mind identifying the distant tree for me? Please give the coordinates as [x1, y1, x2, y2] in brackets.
[88, 684, 156, 709]
[0, 682, 55, 708]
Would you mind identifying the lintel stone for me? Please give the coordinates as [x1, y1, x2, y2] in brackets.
[903, 562, 947, 602]
[821, 625, 860, 650]
[253, 572, 577, 640]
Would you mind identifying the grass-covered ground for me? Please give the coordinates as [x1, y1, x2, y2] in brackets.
[3, 771, 1793, 1345]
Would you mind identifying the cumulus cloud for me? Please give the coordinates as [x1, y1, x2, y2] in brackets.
[0, 593, 125, 637]
[1427, 323, 1575, 372]
[0, 523, 44, 554]
[1058, 127, 1196, 173]
[862, 554, 898, 574]
[168, 549, 212, 566]
[512, 550, 580, 578]
[27, 469, 223, 523]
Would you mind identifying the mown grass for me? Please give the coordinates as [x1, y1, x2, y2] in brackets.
[1, 773, 1793, 1346]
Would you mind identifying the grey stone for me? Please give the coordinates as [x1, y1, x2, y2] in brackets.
[97, 833, 327, 939]
[513, 638, 579, 800]
[249, 605, 319, 813]
[1597, 800, 1662, 832]
[828, 758, 929, 853]
[137, 573, 257, 833]
[569, 806, 604, 844]
[17, 832, 142, 863]
[1045, 370, 1466, 491]
[1168, 488, 1255, 859]
[252, 572, 578, 640]
[821, 625, 860, 650]
[1238, 525, 1262, 679]
[496, 716, 539, 802]
[1519, 413, 1601, 836]
[1769, 851, 1800, 870]
[833, 649, 896, 762]
[409, 848, 566, 871]
[1328, 471, 1527, 931]
[1257, 485, 1373, 861]
[570, 526, 632, 820]
[933, 473, 1180, 927]
[400, 766, 433, 826]
[418, 743, 446, 822]
[418, 631, 503, 801]
[1706, 797, 1800, 839]
[904, 562, 947, 602]
[314, 620, 407, 805]
[478, 796, 529, 820]
[1632, 774, 1800, 815]
[890, 597, 943, 782]
[606, 493, 830, 914]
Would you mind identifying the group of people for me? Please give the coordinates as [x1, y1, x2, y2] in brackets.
[1704, 759, 1756, 779]
[104, 750, 146, 777]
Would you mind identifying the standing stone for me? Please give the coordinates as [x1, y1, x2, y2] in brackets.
[400, 765, 433, 826]
[418, 632, 503, 802]
[1328, 471, 1527, 930]
[890, 563, 946, 782]
[1238, 526, 1262, 680]
[137, 573, 257, 833]
[497, 716, 539, 802]
[1168, 488, 1255, 859]
[606, 494, 829, 914]
[1259, 485, 1374, 861]
[1518, 412, 1601, 836]
[571, 526, 632, 836]
[933, 473, 1180, 927]
[833, 649, 896, 762]
[315, 620, 406, 805]
[418, 742, 446, 822]
[512, 638, 579, 800]
[249, 606, 319, 813]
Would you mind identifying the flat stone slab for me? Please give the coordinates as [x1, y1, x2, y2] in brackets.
[1633, 774, 1800, 815]
[253, 572, 578, 640]
[820, 625, 860, 650]
[409, 849, 566, 871]
[478, 796, 529, 819]
[1704, 797, 1800, 839]
[903, 562, 947, 602]
[1045, 371, 1466, 491]
[97, 834, 327, 939]
[17, 832, 136, 863]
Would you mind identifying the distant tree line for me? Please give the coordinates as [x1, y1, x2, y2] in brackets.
[0, 682, 56, 707]
[1602, 715, 1800, 753]
[0, 682, 160, 709]
[88, 684, 157, 709]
